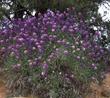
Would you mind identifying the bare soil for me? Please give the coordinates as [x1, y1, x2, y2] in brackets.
[86, 73, 110, 98]
[0, 71, 6, 98]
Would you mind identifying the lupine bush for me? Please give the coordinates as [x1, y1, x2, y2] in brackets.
[0, 9, 109, 97]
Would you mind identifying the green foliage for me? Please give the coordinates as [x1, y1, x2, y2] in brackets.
[0, 0, 101, 19]
[3, 44, 104, 97]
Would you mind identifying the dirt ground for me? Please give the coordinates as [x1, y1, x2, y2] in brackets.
[86, 73, 110, 98]
[0, 72, 6, 98]
[0, 81, 6, 98]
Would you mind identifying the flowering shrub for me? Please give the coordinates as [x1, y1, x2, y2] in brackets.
[0, 9, 109, 97]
